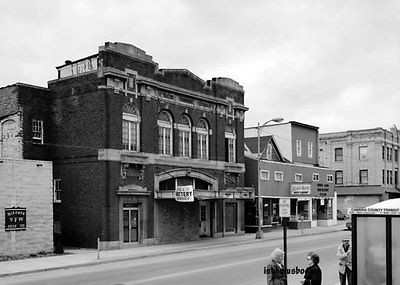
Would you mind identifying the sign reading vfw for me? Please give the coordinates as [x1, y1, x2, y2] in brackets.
[279, 198, 291, 217]
[175, 185, 194, 202]
[291, 184, 311, 195]
[5, 207, 26, 231]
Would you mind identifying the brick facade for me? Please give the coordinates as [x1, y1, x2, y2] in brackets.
[319, 128, 400, 211]
[45, 42, 252, 248]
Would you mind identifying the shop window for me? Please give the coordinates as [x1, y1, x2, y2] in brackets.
[335, 148, 343, 161]
[298, 200, 309, 220]
[335, 170, 343, 185]
[32, 119, 44, 144]
[260, 170, 269, 180]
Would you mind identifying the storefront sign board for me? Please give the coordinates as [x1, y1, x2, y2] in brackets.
[5, 207, 26, 231]
[291, 184, 311, 195]
[279, 198, 291, 217]
[175, 185, 194, 202]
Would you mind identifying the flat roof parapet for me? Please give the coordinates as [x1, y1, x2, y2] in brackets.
[100, 42, 154, 64]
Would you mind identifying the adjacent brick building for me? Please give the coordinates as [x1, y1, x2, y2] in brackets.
[244, 121, 336, 232]
[0, 84, 53, 256]
[319, 127, 400, 215]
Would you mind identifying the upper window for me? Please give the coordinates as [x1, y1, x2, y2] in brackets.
[296, 140, 302, 157]
[335, 170, 343, 185]
[382, 146, 386, 160]
[387, 147, 392, 161]
[178, 114, 192, 158]
[53, 179, 61, 203]
[32, 119, 44, 144]
[260, 170, 270, 180]
[308, 142, 313, 158]
[312, 173, 320, 182]
[395, 149, 398, 162]
[359, 169, 368, 185]
[225, 127, 236, 163]
[359, 146, 368, 161]
[122, 104, 140, 151]
[327, 174, 333, 183]
[295, 173, 303, 182]
[275, 171, 284, 181]
[197, 119, 209, 160]
[266, 143, 273, 160]
[335, 148, 343, 162]
[158, 111, 173, 156]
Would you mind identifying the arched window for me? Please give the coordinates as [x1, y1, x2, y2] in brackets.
[122, 103, 140, 151]
[225, 126, 236, 163]
[158, 111, 173, 155]
[178, 114, 191, 158]
[197, 119, 209, 160]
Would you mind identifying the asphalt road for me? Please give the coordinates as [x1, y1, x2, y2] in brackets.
[1, 230, 348, 285]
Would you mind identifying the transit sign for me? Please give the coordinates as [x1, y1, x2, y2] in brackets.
[279, 198, 291, 217]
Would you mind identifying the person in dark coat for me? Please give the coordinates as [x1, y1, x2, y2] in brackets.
[301, 252, 322, 285]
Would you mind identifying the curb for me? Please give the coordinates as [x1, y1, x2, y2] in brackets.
[0, 226, 346, 278]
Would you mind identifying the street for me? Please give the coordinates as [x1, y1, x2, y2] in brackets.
[1, 231, 347, 285]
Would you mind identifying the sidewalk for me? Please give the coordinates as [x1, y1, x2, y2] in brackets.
[0, 221, 348, 278]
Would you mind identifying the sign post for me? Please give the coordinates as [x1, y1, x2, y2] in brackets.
[279, 198, 290, 282]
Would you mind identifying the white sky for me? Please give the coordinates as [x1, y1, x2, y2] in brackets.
[0, 0, 399, 133]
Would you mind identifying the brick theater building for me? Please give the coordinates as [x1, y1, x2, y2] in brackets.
[42, 42, 253, 248]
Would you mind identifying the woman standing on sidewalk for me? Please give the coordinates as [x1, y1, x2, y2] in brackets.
[265, 248, 286, 285]
[301, 252, 322, 285]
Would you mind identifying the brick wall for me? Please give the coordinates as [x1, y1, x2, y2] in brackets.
[157, 199, 199, 243]
[0, 159, 53, 256]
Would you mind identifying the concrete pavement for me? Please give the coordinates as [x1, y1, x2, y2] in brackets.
[0, 221, 349, 278]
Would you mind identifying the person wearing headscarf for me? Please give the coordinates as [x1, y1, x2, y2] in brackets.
[265, 247, 286, 285]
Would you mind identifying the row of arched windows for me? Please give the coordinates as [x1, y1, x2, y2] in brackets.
[122, 103, 210, 160]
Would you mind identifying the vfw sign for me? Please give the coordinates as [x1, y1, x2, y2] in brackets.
[5, 207, 26, 231]
[175, 185, 194, 202]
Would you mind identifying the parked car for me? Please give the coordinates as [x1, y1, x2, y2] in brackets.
[337, 209, 347, 220]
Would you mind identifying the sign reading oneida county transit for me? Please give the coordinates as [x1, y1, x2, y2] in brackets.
[175, 185, 194, 202]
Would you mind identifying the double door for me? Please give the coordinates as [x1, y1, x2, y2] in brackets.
[123, 207, 139, 243]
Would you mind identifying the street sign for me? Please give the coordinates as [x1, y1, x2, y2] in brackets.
[279, 198, 291, 217]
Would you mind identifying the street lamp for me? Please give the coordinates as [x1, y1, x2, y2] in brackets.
[255, 117, 284, 239]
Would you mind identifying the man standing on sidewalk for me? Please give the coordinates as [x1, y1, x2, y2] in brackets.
[337, 237, 352, 285]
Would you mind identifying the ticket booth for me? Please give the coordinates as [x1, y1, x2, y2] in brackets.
[351, 199, 400, 285]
